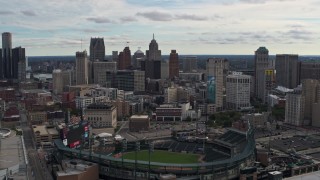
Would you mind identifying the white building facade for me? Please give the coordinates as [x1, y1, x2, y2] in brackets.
[226, 72, 251, 110]
[285, 92, 305, 126]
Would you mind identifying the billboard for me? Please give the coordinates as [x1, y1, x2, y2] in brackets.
[61, 121, 89, 149]
[207, 76, 216, 103]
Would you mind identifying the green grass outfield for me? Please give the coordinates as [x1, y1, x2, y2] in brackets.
[122, 150, 200, 164]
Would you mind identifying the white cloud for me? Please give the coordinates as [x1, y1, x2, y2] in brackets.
[0, 0, 319, 55]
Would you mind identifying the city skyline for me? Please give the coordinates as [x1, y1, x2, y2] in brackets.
[0, 0, 320, 56]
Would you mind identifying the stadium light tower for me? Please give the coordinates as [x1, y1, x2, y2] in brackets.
[135, 141, 140, 179]
[121, 139, 127, 178]
[148, 140, 154, 179]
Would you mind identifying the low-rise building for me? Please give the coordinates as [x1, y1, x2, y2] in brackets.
[85, 103, 117, 128]
[110, 100, 130, 119]
[2, 106, 20, 128]
[19, 81, 39, 90]
[129, 115, 150, 132]
[28, 111, 48, 125]
[32, 125, 60, 147]
[156, 104, 182, 121]
[75, 96, 94, 109]
[0, 88, 15, 102]
[243, 112, 270, 128]
[53, 159, 99, 180]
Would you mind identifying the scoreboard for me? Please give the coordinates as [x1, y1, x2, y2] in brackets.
[61, 121, 89, 148]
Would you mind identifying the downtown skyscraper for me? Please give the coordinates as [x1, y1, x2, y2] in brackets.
[76, 51, 88, 85]
[88, 38, 105, 83]
[254, 47, 269, 101]
[275, 54, 300, 89]
[118, 46, 131, 70]
[90, 37, 105, 61]
[2, 32, 12, 79]
[206, 58, 229, 111]
[169, 50, 179, 79]
[141, 34, 162, 79]
[1, 32, 26, 80]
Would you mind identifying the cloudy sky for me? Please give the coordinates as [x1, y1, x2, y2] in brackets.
[0, 0, 319, 56]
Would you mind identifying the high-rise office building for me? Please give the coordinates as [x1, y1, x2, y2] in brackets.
[146, 34, 161, 61]
[161, 60, 169, 79]
[165, 86, 178, 103]
[118, 46, 131, 70]
[53, 69, 71, 94]
[0, 49, 2, 79]
[312, 84, 320, 127]
[106, 70, 145, 92]
[206, 58, 229, 111]
[226, 72, 251, 110]
[142, 35, 162, 79]
[12, 47, 26, 81]
[169, 50, 179, 79]
[89, 38, 105, 61]
[300, 61, 320, 81]
[89, 38, 105, 84]
[112, 51, 118, 62]
[1, 33, 25, 80]
[2, 32, 12, 79]
[182, 56, 197, 73]
[285, 90, 305, 126]
[263, 69, 276, 103]
[141, 60, 161, 79]
[254, 47, 269, 101]
[93, 61, 117, 86]
[75, 51, 88, 85]
[275, 54, 300, 89]
[132, 48, 144, 69]
[302, 79, 319, 124]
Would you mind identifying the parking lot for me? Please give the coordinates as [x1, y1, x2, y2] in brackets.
[270, 135, 320, 152]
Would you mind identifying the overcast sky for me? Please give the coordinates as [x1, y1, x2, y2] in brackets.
[0, 0, 319, 56]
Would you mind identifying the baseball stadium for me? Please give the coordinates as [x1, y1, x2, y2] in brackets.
[53, 122, 256, 180]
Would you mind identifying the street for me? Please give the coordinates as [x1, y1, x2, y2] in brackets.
[20, 108, 53, 180]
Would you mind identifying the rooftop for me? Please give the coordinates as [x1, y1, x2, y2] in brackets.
[275, 86, 294, 93]
[86, 103, 115, 110]
[286, 171, 320, 180]
[130, 115, 149, 119]
[32, 125, 59, 135]
[21, 89, 49, 94]
[0, 135, 25, 170]
[56, 159, 97, 177]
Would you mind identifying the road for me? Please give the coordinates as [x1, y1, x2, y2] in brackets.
[20, 108, 53, 180]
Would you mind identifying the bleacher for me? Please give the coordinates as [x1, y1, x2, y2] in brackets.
[204, 148, 229, 162]
[209, 129, 248, 157]
[154, 139, 202, 153]
[151, 128, 248, 162]
[217, 129, 246, 145]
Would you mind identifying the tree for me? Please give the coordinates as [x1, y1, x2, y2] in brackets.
[272, 105, 285, 120]
[185, 116, 192, 122]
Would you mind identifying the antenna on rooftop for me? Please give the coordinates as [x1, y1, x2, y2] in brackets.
[80, 38, 83, 50]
